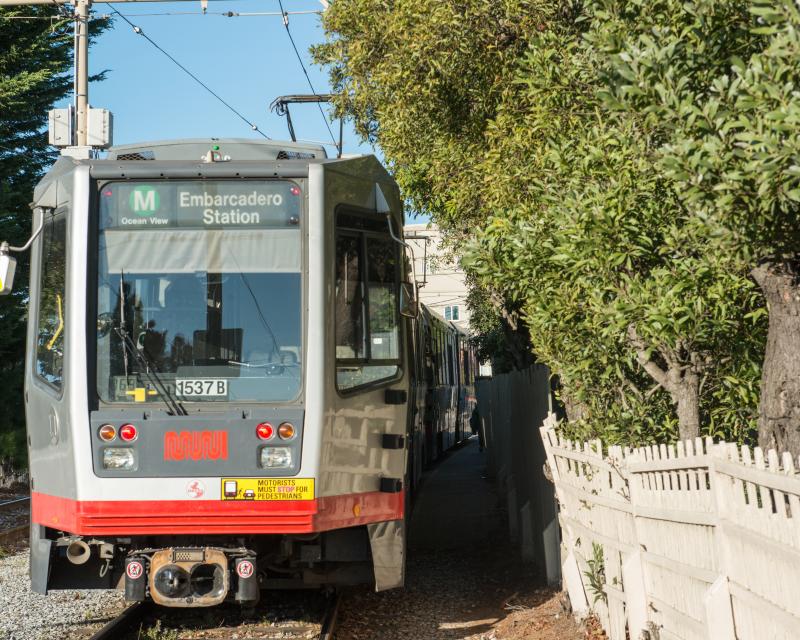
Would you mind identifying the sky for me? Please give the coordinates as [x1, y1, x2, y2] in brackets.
[75, 0, 373, 156]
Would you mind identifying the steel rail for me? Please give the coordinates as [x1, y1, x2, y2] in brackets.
[0, 496, 30, 513]
[89, 602, 149, 640]
[0, 524, 28, 546]
[318, 592, 341, 640]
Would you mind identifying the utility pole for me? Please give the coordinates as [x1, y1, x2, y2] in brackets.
[74, 0, 89, 146]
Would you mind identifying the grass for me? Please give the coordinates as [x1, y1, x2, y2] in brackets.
[141, 619, 180, 640]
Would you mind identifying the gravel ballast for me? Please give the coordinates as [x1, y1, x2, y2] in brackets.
[0, 551, 125, 640]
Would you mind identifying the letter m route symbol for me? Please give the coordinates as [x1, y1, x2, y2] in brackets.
[130, 185, 160, 216]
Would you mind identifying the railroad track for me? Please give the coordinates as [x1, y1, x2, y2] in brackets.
[89, 592, 341, 640]
[89, 602, 150, 640]
[319, 592, 341, 640]
[0, 496, 30, 513]
[0, 496, 30, 547]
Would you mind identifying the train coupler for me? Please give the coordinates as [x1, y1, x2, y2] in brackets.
[147, 548, 229, 607]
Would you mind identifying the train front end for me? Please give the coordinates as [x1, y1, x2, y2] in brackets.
[22, 140, 411, 606]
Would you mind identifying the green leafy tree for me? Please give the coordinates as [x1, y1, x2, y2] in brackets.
[315, 0, 770, 445]
[0, 6, 107, 467]
[645, 0, 800, 453]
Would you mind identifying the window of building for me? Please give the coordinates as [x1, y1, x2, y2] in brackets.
[445, 305, 460, 321]
[335, 213, 401, 391]
[36, 209, 67, 389]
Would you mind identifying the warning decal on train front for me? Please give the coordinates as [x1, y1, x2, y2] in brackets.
[220, 478, 315, 501]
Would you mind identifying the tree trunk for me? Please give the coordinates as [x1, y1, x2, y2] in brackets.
[500, 315, 534, 371]
[627, 325, 701, 442]
[673, 370, 701, 442]
[752, 261, 800, 456]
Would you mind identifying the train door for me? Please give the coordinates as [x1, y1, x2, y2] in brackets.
[421, 313, 435, 467]
[405, 289, 425, 496]
[444, 330, 455, 450]
[25, 199, 80, 591]
[26, 204, 73, 492]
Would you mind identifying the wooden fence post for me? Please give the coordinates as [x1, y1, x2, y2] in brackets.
[622, 551, 648, 639]
[704, 575, 736, 640]
[563, 548, 590, 617]
[706, 448, 736, 640]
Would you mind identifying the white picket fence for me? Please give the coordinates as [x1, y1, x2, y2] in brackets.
[540, 414, 800, 640]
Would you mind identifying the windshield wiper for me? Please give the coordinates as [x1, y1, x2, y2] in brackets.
[114, 327, 187, 416]
[117, 272, 187, 416]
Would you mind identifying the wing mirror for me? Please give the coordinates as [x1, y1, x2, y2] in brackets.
[399, 281, 419, 319]
[0, 251, 17, 295]
[0, 214, 46, 295]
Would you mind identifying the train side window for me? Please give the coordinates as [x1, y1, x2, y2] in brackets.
[335, 233, 366, 360]
[335, 216, 401, 392]
[366, 236, 399, 361]
[35, 210, 67, 389]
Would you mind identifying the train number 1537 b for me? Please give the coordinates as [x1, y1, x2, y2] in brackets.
[175, 379, 228, 397]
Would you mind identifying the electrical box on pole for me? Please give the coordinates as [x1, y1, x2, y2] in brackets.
[87, 108, 113, 148]
[48, 106, 75, 147]
[48, 106, 112, 149]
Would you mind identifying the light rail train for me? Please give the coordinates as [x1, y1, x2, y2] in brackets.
[7, 138, 477, 607]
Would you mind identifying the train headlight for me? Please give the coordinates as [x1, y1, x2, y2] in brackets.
[103, 447, 136, 470]
[260, 446, 292, 469]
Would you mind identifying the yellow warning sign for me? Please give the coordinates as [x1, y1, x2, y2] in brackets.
[221, 478, 315, 501]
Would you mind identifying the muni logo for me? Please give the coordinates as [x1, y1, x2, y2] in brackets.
[129, 185, 160, 216]
[164, 430, 228, 461]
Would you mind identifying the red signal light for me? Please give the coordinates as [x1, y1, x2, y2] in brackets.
[119, 424, 138, 442]
[290, 185, 301, 196]
[256, 422, 274, 440]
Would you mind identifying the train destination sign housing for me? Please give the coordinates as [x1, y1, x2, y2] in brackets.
[99, 180, 302, 229]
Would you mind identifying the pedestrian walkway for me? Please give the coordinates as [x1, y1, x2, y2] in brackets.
[336, 435, 585, 640]
[409, 436, 503, 552]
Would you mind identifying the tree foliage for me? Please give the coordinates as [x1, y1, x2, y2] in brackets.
[0, 8, 107, 466]
[315, 0, 800, 446]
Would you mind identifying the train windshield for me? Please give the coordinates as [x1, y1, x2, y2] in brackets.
[95, 180, 303, 405]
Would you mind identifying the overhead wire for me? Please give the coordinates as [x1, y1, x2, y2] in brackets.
[0, 15, 64, 19]
[274, 0, 339, 151]
[109, 10, 321, 17]
[104, 3, 270, 139]
[47, 0, 71, 17]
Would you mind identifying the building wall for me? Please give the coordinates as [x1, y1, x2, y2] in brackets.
[404, 222, 470, 331]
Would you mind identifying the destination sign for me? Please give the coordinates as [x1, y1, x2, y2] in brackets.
[99, 180, 302, 230]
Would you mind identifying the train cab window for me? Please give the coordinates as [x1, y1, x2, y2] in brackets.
[335, 214, 401, 391]
[36, 210, 67, 389]
[95, 180, 303, 405]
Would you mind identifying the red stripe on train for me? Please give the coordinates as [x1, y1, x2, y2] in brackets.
[31, 490, 403, 535]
